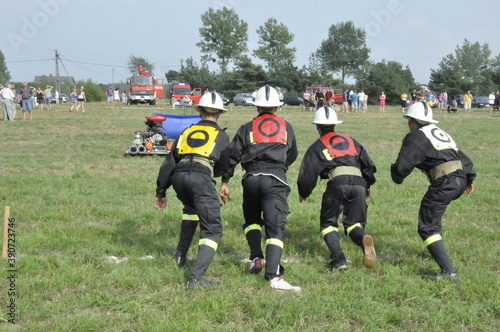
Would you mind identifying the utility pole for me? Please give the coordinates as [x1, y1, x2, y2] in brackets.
[112, 68, 114, 87]
[55, 49, 61, 93]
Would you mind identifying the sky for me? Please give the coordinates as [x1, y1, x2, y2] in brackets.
[2, 0, 499, 90]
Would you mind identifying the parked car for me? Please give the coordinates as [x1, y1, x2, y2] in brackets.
[453, 94, 464, 108]
[51, 93, 68, 103]
[233, 93, 254, 106]
[282, 96, 304, 106]
[218, 93, 230, 106]
[472, 96, 489, 108]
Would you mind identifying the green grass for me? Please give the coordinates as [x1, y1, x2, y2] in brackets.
[0, 101, 499, 331]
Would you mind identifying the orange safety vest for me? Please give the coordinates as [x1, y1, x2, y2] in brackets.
[319, 132, 358, 160]
[250, 114, 287, 144]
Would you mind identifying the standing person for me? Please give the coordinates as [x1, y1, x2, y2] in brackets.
[494, 91, 500, 111]
[437, 92, 445, 113]
[302, 90, 311, 111]
[410, 89, 418, 105]
[218, 85, 301, 292]
[154, 92, 230, 290]
[443, 91, 448, 109]
[43, 85, 53, 111]
[105, 85, 114, 108]
[463, 91, 473, 113]
[1, 83, 16, 121]
[351, 90, 359, 113]
[325, 89, 333, 107]
[69, 89, 78, 112]
[297, 106, 377, 270]
[18, 82, 34, 120]
[54, 89, 60, 104]
[488, 92, 495, 113]
[357, 90, 365, 113]
[113, 88, 121, 108]
[75, 86, 86, 112]
[379, 92, 386, 112]
[391, 101, 475, 282]
[342, 89, 349, 113]
[363, 92, 368, 112]
[35, 87, 44, 111]
[315, 89, 325, 109]
[400, 91, 408, 113]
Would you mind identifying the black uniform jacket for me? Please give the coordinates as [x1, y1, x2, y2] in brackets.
[221, 112, 298, 185]
[297, 133, 377, 199]
[391, 128, 475, 185]
[155, 120, 230, 198]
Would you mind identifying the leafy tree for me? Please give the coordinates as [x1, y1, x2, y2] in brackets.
[179, 57, 216, 92]
[356, 60, 416, 105]
[75, 79, 105, 102]
[253, 18, 296, 72]
[197, 7, 248, 73]
[316, 21, 370, 84]
[222, 56, 266, 99]
[0, 50, 11, 83]
[127, 55, 154, 75]
[429, 39, 492, 95]
[165, 70, 181, 84]
[488, 54, 500, 90]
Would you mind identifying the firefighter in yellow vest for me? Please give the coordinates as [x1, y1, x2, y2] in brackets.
[297, 106, 377, 270]
[154, 92, 230, 290]
[391, 101, 476, 282]
[219, 85, 300, 292]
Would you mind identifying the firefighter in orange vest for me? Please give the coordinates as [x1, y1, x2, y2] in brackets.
[154, 92, 230, 290]
[297, 106, 377, 270]
[219, 85, 300, 292]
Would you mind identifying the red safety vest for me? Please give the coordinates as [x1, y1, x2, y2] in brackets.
[319, 132, 358, 159]
[250, 114, 287, 144]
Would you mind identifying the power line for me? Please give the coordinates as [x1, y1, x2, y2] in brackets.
[6, 59, 52, 63]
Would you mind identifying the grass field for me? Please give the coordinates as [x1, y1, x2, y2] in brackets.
[0, 101, 499, 331]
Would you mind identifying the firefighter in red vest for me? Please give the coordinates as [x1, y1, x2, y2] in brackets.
[219, 85, 300, 292]
[297, 106, 377, 270]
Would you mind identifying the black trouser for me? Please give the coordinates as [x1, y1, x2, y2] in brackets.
[417, 171, 467, 273]
[320, 182, 368, 265]
[171, 170, 223, 279]
[242, 175, 289, 280]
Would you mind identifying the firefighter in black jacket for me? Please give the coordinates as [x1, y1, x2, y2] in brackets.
[297, 106, 377, 270]
[154, 92, 230, 290]
[219, 85, 301, 292]
[391, 101, 475, 282]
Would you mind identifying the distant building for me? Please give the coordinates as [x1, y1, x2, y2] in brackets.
[33, 74, 75, 86]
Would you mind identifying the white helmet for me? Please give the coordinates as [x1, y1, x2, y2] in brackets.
[312, 106, 343, 125]
[197, 91, 228, 113]
[403, 101, 438, 124]
[253, 85, 283, 107]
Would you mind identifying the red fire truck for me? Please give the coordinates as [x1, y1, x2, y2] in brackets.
[306, 85, 343, 104]
[127, 73, 164, 105]
[170, 83, 202, 106]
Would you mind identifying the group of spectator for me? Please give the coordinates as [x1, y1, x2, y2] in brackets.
[342, 89, 369, 113]
[488, 91, 500, 113]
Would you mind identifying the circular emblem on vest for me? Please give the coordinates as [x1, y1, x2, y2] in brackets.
[431, 128, 451, 143]
[258, 118, 282, 138]
[186, 130, 209, 147]
[329, 135, 351, 150]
